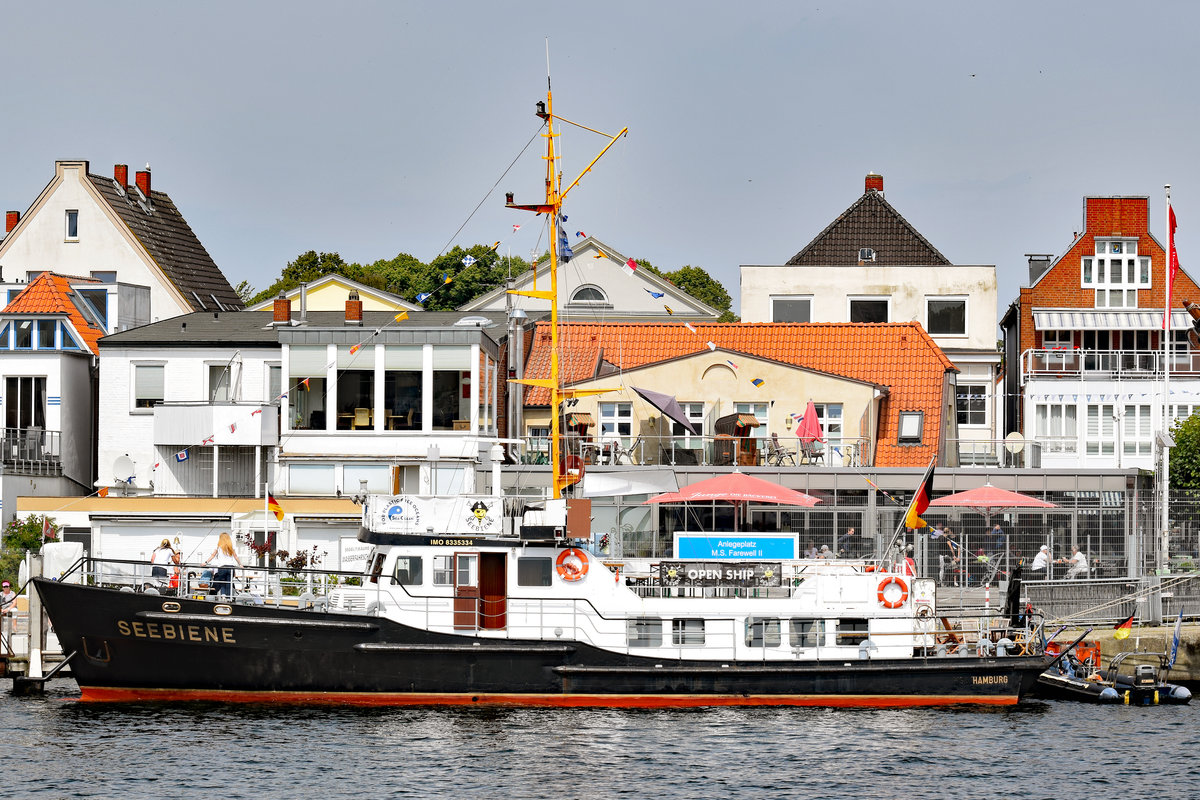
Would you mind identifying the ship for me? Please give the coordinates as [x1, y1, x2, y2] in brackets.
[33, 79, 1051, 707]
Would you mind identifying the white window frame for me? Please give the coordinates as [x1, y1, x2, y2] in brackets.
[672, 402, 705, 447]
[1086, 404, 1116, 456]
[599, 401, 632, 444]
[132, 362, 165, 412]
[65, 209, 79, 241]
[770, 295, 812, 323]
[1085, 239, 1147, 309]
[207, 362, 234, 402]
[955, 383, 988, 427]
[848, 295, 890, 324]
[1121, 404, 1153, 457]
[1034, 402, 1077, 454]
[569, 285, 609, 306]
[897, 411, 923, 444]
[926, 296, 967, 336]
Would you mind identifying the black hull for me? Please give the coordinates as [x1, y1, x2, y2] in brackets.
[35, 578, 1048, 707]
[1033, 672, 1121, 703]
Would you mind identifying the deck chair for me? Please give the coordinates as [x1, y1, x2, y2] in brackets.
[766, 433, 796, 466]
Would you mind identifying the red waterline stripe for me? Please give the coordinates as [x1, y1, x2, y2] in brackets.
[78, 687, 1019, 707]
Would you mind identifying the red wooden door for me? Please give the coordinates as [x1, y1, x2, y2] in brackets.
[453, 553, 479, 630]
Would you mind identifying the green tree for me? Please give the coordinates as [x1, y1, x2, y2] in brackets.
[0, 514, 57, 587]
[248, 251, 355, 305]
[659, 264, 739, 322]
[1169, 412, 1200, 495]
[233, 280, 255, 305]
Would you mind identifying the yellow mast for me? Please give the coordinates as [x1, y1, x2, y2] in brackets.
[507, 85, 626, 498]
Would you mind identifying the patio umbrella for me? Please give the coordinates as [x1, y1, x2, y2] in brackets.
[929, 484, 1057, 512]
[794, 399, 824, 444]
[644, 470, 820, 532]
[631, 386, 698, 435]
[644, 470, 820, 506]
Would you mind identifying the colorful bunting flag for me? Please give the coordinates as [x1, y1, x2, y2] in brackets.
[229, 422, 237, 433]
[462, 255, 477, 267]
[175, 450, 189, 462]
[685, 322, 697, 333]
[575, 230, 587, 238]
[416, 292, 432, 304]
[395, 311, 409, 322]
[707, 341, 716, 351]
[349, 344, 360, 355]
[490, 241, 501, 251]
[645, 289, 665, 299]
[301, 378, 310, 390]
[98, 487, 109, 497]
[201, 436, 215, 446]
[664, 305, 674, 315]
[512, 224, 521, 233]
[592, 252, 604, 258]
[751, 378, 765, 387]
[251, 408, 263, 416]
[623, 258, 638, 276]
[726, 359, 739, 369]
[441, 273, 453, 284]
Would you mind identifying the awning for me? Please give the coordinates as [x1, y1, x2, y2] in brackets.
[565, 412, 594, 427]
[1033, 310, 1190, 331]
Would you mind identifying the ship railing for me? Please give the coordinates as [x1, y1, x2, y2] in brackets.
[65, 556, 377, 608]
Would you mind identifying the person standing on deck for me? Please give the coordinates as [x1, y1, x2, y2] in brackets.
[0, 581, 16, 615]
[204, 532, 242, 597]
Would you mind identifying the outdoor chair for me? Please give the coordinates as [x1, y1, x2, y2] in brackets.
[766, 433, 796, 466]
[353, 408, 371, 429]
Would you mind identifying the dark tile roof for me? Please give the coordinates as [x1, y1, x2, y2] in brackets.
[99, 310, 529, 347]
[87, 173, 244, 311]
[786, 190, 952, 266]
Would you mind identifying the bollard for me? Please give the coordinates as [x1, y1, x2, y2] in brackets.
[985, 583, 990, 610]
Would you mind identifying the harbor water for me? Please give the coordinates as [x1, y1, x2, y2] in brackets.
[3, 680, 1197, 799]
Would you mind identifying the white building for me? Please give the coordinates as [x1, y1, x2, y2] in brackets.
[740, 173, 1001, 465]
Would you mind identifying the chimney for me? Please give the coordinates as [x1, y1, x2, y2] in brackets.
[5, 211, 18, 234]
[135, 165, 151, 197]
[865, 172, 884, 194]
[273, 292, 292, 323]
[114, 164, 129, 188]
[345, 290, 363, 326]
[1027, 254, 1053, 284]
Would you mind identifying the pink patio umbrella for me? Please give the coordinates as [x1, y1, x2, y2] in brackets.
[794, 400, 824, 444]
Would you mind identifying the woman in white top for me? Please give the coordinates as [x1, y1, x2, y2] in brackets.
[204, 532, 243, 597]
[150, 539, 176, 581]
[1031, 545, 1051, 574]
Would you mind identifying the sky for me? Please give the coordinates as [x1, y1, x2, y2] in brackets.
[2, 1, 1197, 320]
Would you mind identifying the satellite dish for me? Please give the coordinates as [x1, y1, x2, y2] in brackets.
[1004, 432, 1025, 454]
[113, 455, 136, 483]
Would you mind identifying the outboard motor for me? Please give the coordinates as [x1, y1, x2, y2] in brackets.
[1134, 664, 1157, 688]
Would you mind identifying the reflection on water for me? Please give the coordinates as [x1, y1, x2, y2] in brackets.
[4, 681, 1197, 799]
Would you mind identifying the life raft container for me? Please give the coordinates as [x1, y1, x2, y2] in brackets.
[555, 547, 589, 581]
[877, 576, 909, 609]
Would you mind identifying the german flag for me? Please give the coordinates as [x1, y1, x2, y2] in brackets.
[903, 463, 936, 530]
[267, 493, 285, 522]
[1113, 613, 1134, 640]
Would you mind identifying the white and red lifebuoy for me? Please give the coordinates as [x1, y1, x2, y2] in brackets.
[877, 576, 909, 609]
[555, 548, 590, 582]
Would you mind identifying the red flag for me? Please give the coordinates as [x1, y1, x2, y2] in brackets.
[1165, 204, 1179, 330]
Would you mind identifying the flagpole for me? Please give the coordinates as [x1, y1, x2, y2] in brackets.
[1161, 184, 1172, 575]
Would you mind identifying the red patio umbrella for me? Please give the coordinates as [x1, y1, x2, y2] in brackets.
[929, 484, 1057, 512]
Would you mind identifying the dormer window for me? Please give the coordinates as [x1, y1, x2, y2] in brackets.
[897, 411, 924, 444]
[859, 247, 876, 262]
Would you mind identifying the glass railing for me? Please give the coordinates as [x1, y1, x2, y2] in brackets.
[519, 434, 873, 467]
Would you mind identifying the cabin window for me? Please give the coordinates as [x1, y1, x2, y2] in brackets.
[517, 557, 553, 586]
[671, 619, 705, 646]
[393, 556, 423, 586]
[368, 553, 386, 584]
[745, 617, 782, 648]
[789, 618, 824, 648]
[626, 617, 663, 648]
[836, 619, 869, 646]
[432, 555, 454, 586]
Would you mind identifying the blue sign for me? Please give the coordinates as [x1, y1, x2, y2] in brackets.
[675, 534, 797, 560]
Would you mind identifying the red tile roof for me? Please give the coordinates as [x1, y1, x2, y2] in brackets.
[523, 321, 955, 467]
[2, 272, 105, 353]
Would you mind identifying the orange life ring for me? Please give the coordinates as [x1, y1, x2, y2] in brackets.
[555, 548, 589, 582]
[877, 576, 909, 609]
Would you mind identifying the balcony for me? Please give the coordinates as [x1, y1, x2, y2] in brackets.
[519, 434, 874, 468]
[0, 427, 61, 475]
[1022, 348, 1200, 382]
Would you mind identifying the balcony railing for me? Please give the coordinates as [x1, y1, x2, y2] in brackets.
[949, 437, 1042, 468]
[1022, 348, 1200, 380]
[0, 427, 62, 475]
[519, 434, 873, 468]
